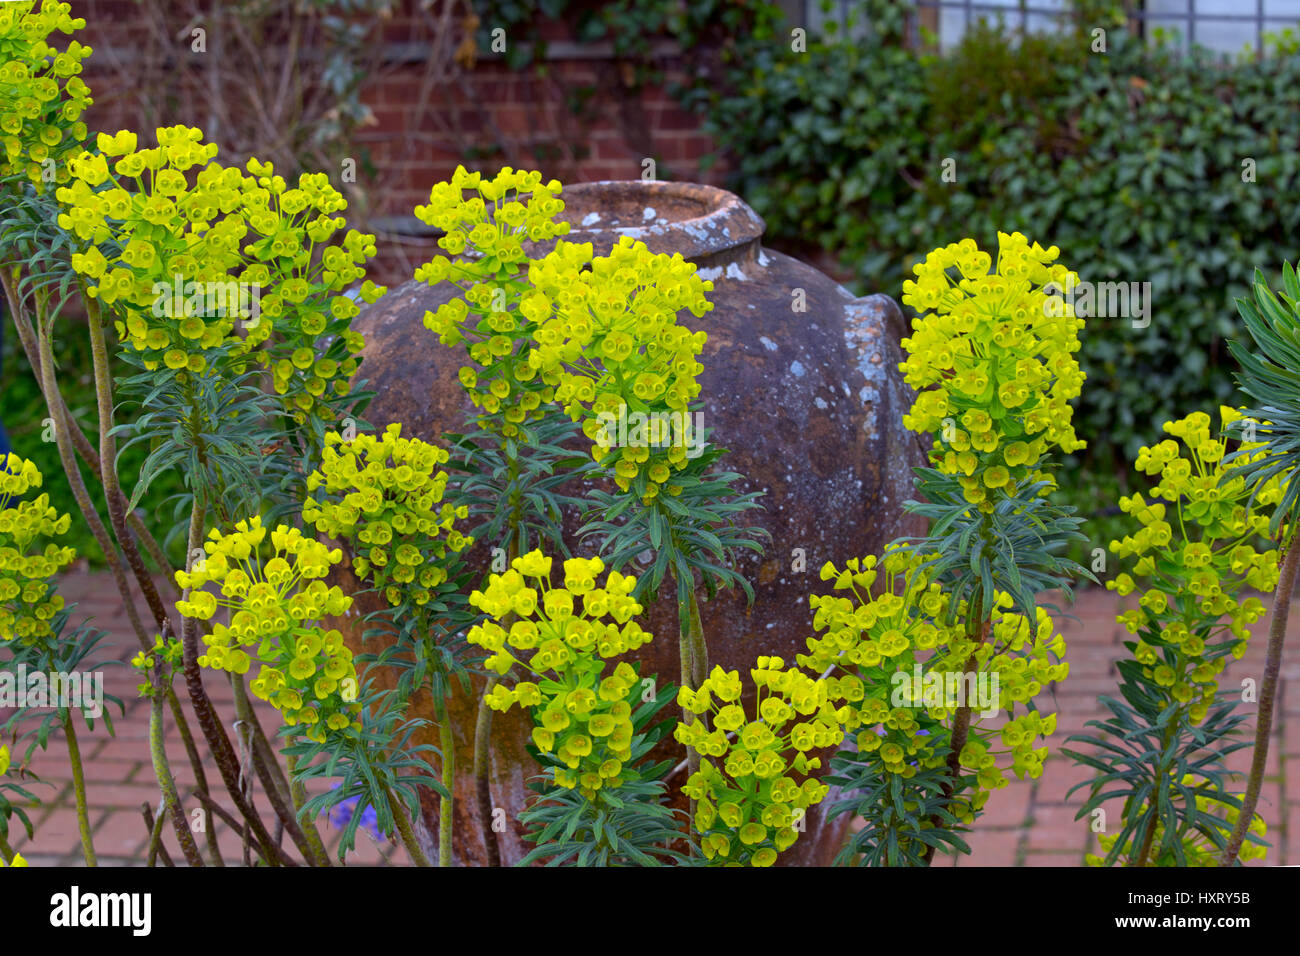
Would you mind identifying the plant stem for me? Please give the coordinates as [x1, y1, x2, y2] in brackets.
[62, 710, 97, 867]
[473, 674, 501, 867]
[1219, 528, 1299, 865]
[386, 784, 433, 867]
[83, 293, 173, 634]
[687, 585, 708, 690]
[0, 829, 16, 864]
[143, 799, 174, 867]
[1132, 718, 1181, 867]
[474, 523, 520, 867]
[229, 673, 326, 865]
[30, 292, 151, 651]
[150, 685, 203, 866]
[284, 752, 332, 867]
[435, 693, 455, 867]
[674, 566, 705, 856]
[922, 592, 989, 865]
[3, 273, 177, 599]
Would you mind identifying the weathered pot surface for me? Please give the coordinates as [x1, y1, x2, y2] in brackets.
[341, 179, 925, 866]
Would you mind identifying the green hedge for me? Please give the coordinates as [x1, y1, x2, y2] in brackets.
[683, 2, 1300, 484]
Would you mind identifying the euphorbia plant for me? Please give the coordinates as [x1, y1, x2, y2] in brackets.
[804, 233, 1092, 865]
[467, 550, 686, 864]
[1, 3, 441, 867]
[1216, 262, 1300, 865]
[0, 454, 120, 866]
[1066, 409, 1279, 865]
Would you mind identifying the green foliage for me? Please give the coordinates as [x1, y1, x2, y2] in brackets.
[578, 440, 768, 608]
[903, 469, 1094, 623]
[445, 413, 596, 559]
[287, 685, 446, 862]
[1227, 263, 1300, 536]
[0, 609, 125, 845]
[686, 1, 1300, 488]
[518, 675, 689, 865]
[1065, 693, 1259, 865]
[827, 742, 971, 867]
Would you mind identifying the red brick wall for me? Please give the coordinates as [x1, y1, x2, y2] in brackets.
[68, 1, 727, 284]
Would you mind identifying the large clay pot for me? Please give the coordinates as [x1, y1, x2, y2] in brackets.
[341, 180, 925, 865]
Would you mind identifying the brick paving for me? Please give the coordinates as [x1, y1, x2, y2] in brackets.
[3, 572, 1296, 866]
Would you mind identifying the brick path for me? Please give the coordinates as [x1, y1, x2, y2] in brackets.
[4, 572, 1296, 866]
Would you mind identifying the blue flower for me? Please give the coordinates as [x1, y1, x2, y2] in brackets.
[325, 782, 383, 841]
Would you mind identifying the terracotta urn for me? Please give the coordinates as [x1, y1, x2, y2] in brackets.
[341, 179, 925, 865]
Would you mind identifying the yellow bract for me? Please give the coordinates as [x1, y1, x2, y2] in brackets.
[900, 232, 1086, 506]
[466, 549, 648, 799]
[303, 423, 471, 608]
[676, 659, 842, 866]
[0, 1, 92, 188]
[173, 515, 360, 743]
[0, 455, 76, 649]
[1107, 407, 1282, 723]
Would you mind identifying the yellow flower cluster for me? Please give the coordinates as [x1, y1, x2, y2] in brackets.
[466, 550, 651, 799]
[676, 657, 843, 866]
[173, 516, 360, 743]
[129, 634, 184, 699]
[0, 1, 92, 188]
[523, 235, 714, 499]
[414, 165, 569, 278]
[1107, 408, 1281, 723]
[414, 166, 569, 437]
[58, 128, 382, 423]
[799, 546, 1066, 817]
[303, 424, 472, 608]
[0, 853, 26, 867]
[0, 454, 75, 648]
[1086, 774, 1267, 865]
[900, 233, 1086, 506]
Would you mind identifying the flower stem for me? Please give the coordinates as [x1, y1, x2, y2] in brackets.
[1219, 528, 1298, 865]
[62, 710, 97, 867]
[149, 685, 203, 866]
[922, 591, 988, 865]
[474, 522, 520, 867]
[674, 566, 706, 857]
[386, 784, 433, 867]
[284, 752, 331, 866]
[435, 693, 455, 867]
[83, 292, 174, 640]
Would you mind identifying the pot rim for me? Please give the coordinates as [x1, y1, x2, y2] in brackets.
[544, 179, 767, 262]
